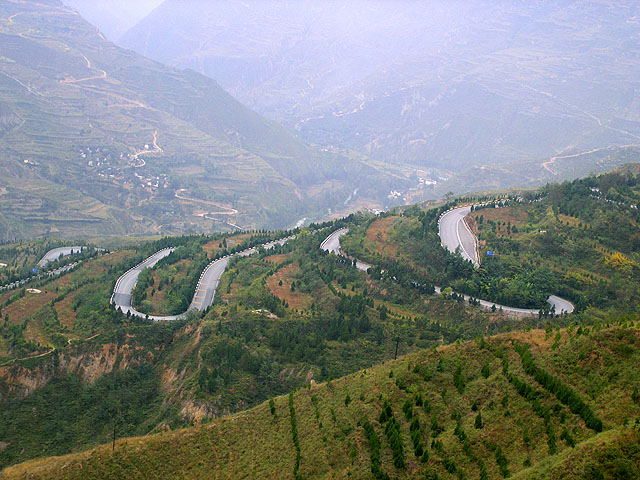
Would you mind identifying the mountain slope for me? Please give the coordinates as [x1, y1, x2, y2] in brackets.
[0, 0, 404, 240]
[1, 167, 640, 473]
[61, 0, 162, 41]
[120, 0, 640, 194]
[2, 327, 639, 479]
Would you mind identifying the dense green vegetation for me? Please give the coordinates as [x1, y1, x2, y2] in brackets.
[341, 204, 556, 310]
[0, 363, 181, 468]
[1, 167, 640, 475]
[469, 169, 640, 315]
[342, 168, 640, 316]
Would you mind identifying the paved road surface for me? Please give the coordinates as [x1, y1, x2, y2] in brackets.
[38, 246, 85, 268]
[111, 248, 178, 320]
[547, 295, 574, 314]
[321, 224, 574, 317]
[439, 206, 479, 266]
[320, 228, 347, 255]
[321, 229, 372, 271]
[189, 257, 230, 311]
[111, 237, 292, 321]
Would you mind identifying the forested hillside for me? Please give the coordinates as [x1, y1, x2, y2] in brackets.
[3, 326, 639, 479]
[342, 166, 640, 317]
[1, 167, 639, 474]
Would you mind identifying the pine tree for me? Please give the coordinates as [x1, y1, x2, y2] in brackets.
[474, 412, 483, 429]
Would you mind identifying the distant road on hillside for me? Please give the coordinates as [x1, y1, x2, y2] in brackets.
[439, 206, 479, 267]
[38, 246, 85, 268]
[321, 218, 574, 316]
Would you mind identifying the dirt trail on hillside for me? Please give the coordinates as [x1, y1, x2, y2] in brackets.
[542, 144, 640, 175]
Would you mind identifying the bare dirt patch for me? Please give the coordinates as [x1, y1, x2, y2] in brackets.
[54, 294, 77, 330]
[264, 254, 288, 265]
[366, 216, 403, 258]
[266, 264, 312, 311]
[202, 234, 252, 257]
[470, 206, 529, 232]
[4, 290, 58, 324]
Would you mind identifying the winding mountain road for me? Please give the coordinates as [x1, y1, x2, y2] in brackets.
[110, 207, 573, 323]
[322, 211, 574, 317]
[110, 248, 177, 320]
[439, 206, 479, 267]
[111, 238, 291, 321]
[321, 228, 373, 272]
[37, 246, 85, 268]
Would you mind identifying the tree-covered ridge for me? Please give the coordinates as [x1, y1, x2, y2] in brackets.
[3, 325, 639, 479]
[468, 168, 640, 316]
[0, 216, 522, 469]
[341, 166, 640, 316]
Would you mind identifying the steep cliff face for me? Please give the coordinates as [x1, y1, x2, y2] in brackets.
[0, 343, 152, 400]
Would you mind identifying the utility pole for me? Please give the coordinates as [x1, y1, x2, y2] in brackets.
[112, 408, 120, 452]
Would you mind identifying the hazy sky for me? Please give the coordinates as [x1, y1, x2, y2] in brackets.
[62, 0, 164, 40]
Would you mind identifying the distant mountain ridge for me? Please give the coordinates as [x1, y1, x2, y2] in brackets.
[61, 0, 163, 41]
[120, 0, 640, 187]
[0, 0, 405, 240]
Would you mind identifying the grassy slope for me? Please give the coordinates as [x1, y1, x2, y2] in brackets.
[0, 224, 504, 469]
[3, 326, 639, 479]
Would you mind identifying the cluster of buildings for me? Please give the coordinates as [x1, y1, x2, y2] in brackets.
[80, 147, 170, 194]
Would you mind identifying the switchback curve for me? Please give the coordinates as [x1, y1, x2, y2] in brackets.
[321, 221, 574, 317]
[110, 238, 291, 321]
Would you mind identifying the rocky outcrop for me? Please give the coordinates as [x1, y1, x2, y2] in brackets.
[0, 343, 152, 400]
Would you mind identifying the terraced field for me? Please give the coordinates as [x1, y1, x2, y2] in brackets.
[0, 1, 406, 240]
